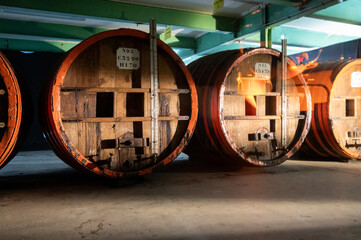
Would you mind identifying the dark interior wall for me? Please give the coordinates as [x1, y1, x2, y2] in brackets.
[2, 50, 64, 151]
[2, 38, 361, 152]
[290, 38, 361, 64]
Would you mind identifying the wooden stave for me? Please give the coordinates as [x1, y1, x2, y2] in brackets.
[0, 51, 24, 169]
[40, 29, 198, 178]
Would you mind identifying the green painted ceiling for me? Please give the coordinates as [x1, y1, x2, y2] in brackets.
[0, 0, 359, 61]
[312, 0, 361, 24]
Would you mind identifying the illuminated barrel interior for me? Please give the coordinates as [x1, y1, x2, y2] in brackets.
[41, 29, 197, 178]
[186, 48, 311, 167]
[301, 59, 361, 159]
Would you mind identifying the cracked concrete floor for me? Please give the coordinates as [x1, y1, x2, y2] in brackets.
[0, 150, 361, 240]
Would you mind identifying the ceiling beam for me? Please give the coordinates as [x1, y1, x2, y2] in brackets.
[234, 0, 299, 7]
[0, 0, 235, 32]
[0, 18, 107, 40]
[309, 13, 361, 25]
[236, 0, 342, 38]
[196, 32, 234, 53]
[0, 18, 196, 51]
[0, 38, 76, 52]
[159, 35, 196, 50]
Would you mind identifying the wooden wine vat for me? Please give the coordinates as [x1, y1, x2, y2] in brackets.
[41, 29, 197, 178]
[301, 59, 361, 159]
[0, 51, 24, 169]
[186, 48, 311, 167]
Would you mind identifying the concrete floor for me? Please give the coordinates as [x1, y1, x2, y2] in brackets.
[0, 151, 361, 240]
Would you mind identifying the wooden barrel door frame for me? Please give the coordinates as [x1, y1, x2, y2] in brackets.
[220, 49, 312, 166]
[0, 51, 23, 169]
[42, 29, 197, 178]
[302, 59, 361, 159]
[187, 48, 312, 167]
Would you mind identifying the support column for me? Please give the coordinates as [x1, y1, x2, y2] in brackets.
[260, 4, 272, 48]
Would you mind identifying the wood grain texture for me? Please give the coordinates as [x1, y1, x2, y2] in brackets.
[59, 34, 192, 172]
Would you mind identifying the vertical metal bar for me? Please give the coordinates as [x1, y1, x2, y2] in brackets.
[260, 4, 272, 48]
[260, 4, 266, 48]
[281, 39, 287, 146]
[150, 19, 159, 156]
[261, 27, 272, 48]
[266, 28, 272, 48]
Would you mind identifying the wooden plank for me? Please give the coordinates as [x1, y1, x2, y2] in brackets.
[115, 92, 126, 118]
[223, 115, 304, 120]
[223, 95, 245, 116]
[60, 91, 97, 118]
[276, 95, 281, 116]
[63, 44, 100, 88]
[256, 95, 265, 116]
[224, 91, 280, 96]
[331, 116, 361, 120]
[62, 116, 189, 122]
[286, 118, 299, 144]
[142, 121, 152, 158]
[287, 96, 300, 117]
[113, 39, 137, 89]
[334, 96, 361, 100]
[77, 122, 98, 157]
[61, 87, 189, 94]
[62, 122, 78, 147]
[98, 122, 116, 169]
[225, 67, 239, 92]
[140, 41, 151, 89]
[144, 92, 150, 118]
[113, 121, 135, 170]
[77, 91, 97, 118]
[331, 99, 345, 118]
[159, 120, 178, 153]
[159, 93, 180, 117]
[158, 51, 177, 90]
[98, 41, 116, 88]
[357, 99, 361, 117]
[60, 92, 77, 118]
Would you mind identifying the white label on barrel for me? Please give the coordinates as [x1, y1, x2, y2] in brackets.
[255, 63, 271, 79]
[351, 72, 361, 87]
[116, 48, 140, 70]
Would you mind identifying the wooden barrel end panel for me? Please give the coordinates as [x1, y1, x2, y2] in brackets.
[221, 50, 311, 166]
[303, 59, 361, 159]
[43, 30, 196, 178]
[0, 51, 22, 169]
[329, 60, 361, 158]
[187, 49, 311, 167]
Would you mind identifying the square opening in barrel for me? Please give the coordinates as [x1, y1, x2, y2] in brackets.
[270, 119, 276, 132]
[265, 96, 277, 116]
[126, 93, 144, 117]
[245, 96, 257, 116]
[96, 92, 114, 117]
[346, 99, 355, 117]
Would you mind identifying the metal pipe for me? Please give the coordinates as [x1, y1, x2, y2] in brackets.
[281, 39, 287, 146]
[149, 19, 159, 156]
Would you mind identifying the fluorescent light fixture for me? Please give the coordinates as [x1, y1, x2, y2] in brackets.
[0, 33, 81, 44]
[284, 17, 361, 37]
[0, 6, 86, 21]
[20, 51, 35, 54]
[233, 39, 315, 52]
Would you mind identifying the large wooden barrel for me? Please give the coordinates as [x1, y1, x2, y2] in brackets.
[0, 51, 24, 169]
[40, 29, 197, 178]
[186, 48, 311, 167]
[301, 59, 361, 159]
